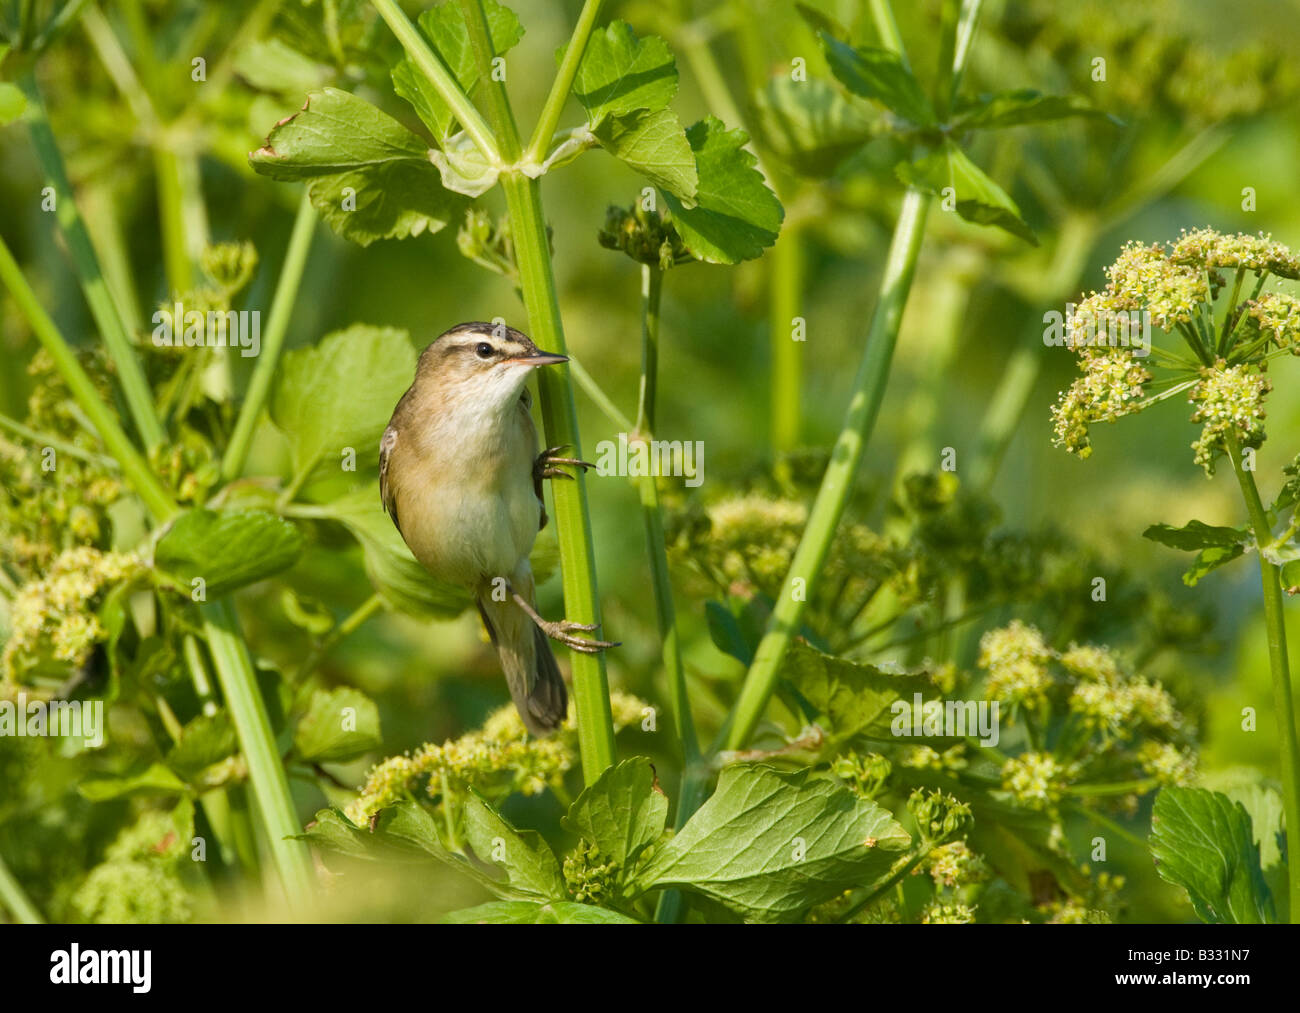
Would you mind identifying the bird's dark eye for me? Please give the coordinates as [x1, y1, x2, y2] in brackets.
[475, 342, 494, 360]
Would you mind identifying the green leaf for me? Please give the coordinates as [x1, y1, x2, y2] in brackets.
[783, 640, 928, 743]
[316, 485, 471, 618]
[794, 2, 849, 40]
[79, 763, 187, 801]
[1143, 519, 1249, 551]
[634, 764, 910, 922]
[165, 712, 238, 782]
[1149, 787, 1274, 924]
[662, 118, 784, 264]
[445, 900, 639, 924]
[392, 0, 524, 142]
[233, 38, 331, 95]
[270, 324, 416, 483]
[705, 600, 753, 665]
[1183, 543, 1245, 586]
[294, 687, 382, 763]
[819, 35, 935, 126]
[953, 88, 1112, 130]
[573, 20, 677, 126]
[591, 107, 697, 201]
[896, 139, 1036, 245]
[1225, 784, 1285, 871]
[299, 806, 436, 862]
[562, 757, 668, 874]
[154, 509, 303, 598]
[0, 82, 25, 125]
[250, 88, 461, 246]
[753, 77, 879, 177]
[463, 791, 567, 900]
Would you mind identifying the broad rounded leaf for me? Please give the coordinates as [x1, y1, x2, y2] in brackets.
[784, 640, 930, 742]
[294, 687, 382, 763]
[154, 509, 303, 597]
[270, 324, 417, 483]
[592, 107, 697, 201]
[561, 757, 668, 873]
[754, 77, 880, 177]
[250, 88, 461, 245]
[463, 792, 567, 900]
[662, 118, 784, 264]
[445, 901, 638, 924]
[573, 20, 677, 125]
[635, 764, 909, 922]
[1149, 787, 1273, 924]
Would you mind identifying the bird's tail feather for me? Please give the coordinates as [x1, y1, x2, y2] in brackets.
[476, 576, 567, 736]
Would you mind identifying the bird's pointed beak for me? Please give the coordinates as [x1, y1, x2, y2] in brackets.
[506, 351, 569, 367]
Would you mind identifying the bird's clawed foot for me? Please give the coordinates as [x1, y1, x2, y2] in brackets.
[535, 444, 595, 482]
[537, 617, 620, 654]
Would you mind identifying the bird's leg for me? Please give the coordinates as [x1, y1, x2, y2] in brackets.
[534, 444, 595, 483]
[508, 584, 619, 653]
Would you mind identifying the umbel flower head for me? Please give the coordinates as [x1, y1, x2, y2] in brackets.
[1051, 229, 1300, 474]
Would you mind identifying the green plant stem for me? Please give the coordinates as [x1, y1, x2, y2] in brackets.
[0, 411, 119, 468]
[154, 145, 194, 294]
[570, 356, 634, 432]
[626, 264, 704, 924]
[524, 0, 604, 164]
[222, 191, 317, 481]
[201, 599, 315, 907]
[1227, 433, 1300, 923]
[19, 71, 165, 450]
[0, 234, 177, 521]
[452, 0, 616, 782]
[369, 0, 500, 163]
[0, 847, 43, 924]
[770, 222, 804, 455]
[720, 187, 931, 750]
[290, 593, 385, 683]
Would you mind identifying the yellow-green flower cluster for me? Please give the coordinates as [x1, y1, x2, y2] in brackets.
[346, 691, 649, 825]
[925, 841, 989, 890]
[1, 547, 142, 681]
[1247, 292, 1300, 353]
[1000, 752, 1072, 810]
[701, 494, 807, 593]
[1170, 228, 1300, 280]
[562, 840, 622, 905]
[71, 807, 193, 924]
[1137, 741, 1197, 786]
[1050, 352, 1153, 457]
[1188, 362, 1270, 474]
[977, 620, 1053, 707]
[1102, 241, 1215, 331]
[900, 743, 968, 773]
[920, 900, 976, 924]
[831, 750, 892, 798]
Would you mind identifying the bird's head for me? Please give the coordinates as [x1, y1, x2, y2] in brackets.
[417, 321, 567, 413]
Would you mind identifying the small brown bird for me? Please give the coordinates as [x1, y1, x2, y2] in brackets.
[379, 322, 616, 735]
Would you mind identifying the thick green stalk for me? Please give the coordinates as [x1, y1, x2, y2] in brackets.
[770, 223, 804, 454]
[721, 188, 931, 750]
[18, 71, 165, 450]
[154, 145, 194, 294]
[452, 0, 617, 781]
[1228, 436, 1300, 923]
[201, 600, 315, 906]
[222, 191, 317, 480]
[0, 848, 43, 924]
[0, 234, 177, 520]
[524, 0, 604, 164]
[370, 0, 500, 163]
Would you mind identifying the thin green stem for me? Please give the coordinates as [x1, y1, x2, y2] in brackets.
[290, 593, 385, 684]
[19, 71, 165, 449]
[523, 0, 605, 165]
[570, 356, 634, 432]
[201, 600, 315, 907]
[0, 411, 119, 468]
[0, 234, 177, 521]
[0, 847, 43, 924]
[446, 0, 616, 782]
[369, 0, 500, 164]
[721, 188, 931, 751]
[1227, 432, 1300, 923]
[222, 191, 317, 481]
[633, 266, 662, 435]
[770, 222, 804, 455]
